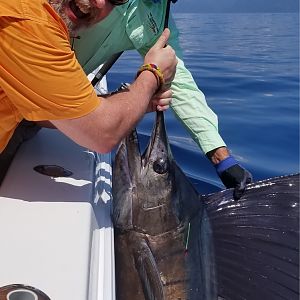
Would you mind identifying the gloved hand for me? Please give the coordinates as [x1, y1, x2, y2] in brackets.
[215, 156, 253, 200]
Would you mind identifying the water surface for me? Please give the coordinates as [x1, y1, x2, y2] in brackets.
[108, 13, 299, 194]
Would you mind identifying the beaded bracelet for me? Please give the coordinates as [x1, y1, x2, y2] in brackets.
[136, 63, 165, 91]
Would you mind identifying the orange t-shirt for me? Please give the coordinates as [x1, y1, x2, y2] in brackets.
[0, 0, 100, 152]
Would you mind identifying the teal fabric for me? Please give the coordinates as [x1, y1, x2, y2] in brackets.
[74, 0, 226, 154]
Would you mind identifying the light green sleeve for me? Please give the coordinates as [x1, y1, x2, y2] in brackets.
[131, 7, 226, 154]
[168, 16, 226, 154]
[170, 57, 226, 154]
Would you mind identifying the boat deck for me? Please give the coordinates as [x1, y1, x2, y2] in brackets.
[0, 128, 115, 300]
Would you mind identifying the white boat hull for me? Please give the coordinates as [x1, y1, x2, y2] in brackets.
[0, 129, 115, 300]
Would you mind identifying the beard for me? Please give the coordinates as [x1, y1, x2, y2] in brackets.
[48, 0, 77, 35]
[48, 0, 110, 36]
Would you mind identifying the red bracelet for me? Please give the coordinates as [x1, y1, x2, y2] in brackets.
[136, 63, 165, 90]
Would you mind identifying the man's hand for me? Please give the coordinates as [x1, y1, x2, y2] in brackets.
[147, 89, 172, 112]
[218, 162, 253, 200]
[144, 28, 177, 85]
[207, 147, 253, 200]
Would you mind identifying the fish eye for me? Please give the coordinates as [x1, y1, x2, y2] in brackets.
[153, 157, 168, 174]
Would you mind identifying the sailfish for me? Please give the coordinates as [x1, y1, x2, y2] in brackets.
[112, 111, 299, 300]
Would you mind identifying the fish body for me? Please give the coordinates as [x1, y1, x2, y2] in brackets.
[112, 112, 299, 300]
[112, 112, 216, 299]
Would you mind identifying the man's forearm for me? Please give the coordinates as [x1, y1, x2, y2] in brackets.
[170, 58, 226, 154]
[51, 70, 158, 153]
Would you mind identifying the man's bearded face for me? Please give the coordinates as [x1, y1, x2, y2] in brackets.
[49, 0, 114, 35]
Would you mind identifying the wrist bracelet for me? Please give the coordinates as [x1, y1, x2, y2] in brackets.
[136, 63, 165, 91]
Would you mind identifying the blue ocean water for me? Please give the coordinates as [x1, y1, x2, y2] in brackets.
[108, 13, 299, 194]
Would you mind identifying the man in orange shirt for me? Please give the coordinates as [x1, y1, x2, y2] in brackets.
[0, 0, 177, 182]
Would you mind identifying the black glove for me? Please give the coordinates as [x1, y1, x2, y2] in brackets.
[215, 156, 253, 200]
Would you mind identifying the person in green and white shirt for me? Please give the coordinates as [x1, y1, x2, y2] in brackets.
[74, 0, 252, 200]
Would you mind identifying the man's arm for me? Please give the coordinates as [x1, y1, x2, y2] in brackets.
[52, 29, 177, 153]
[51, 71, 158, 153]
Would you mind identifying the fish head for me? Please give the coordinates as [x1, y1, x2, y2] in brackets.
[112, 112, 202, 235]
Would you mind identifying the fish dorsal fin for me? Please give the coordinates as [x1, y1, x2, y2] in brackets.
[133, 239, 164, 300]
[204, 174, 299, 299]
